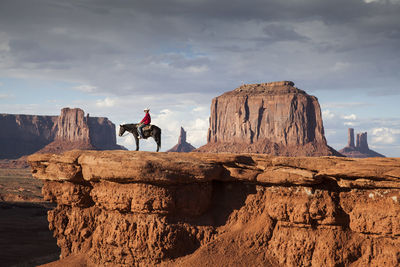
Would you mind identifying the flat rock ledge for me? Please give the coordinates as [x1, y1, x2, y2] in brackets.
[28, 151, 400, 267]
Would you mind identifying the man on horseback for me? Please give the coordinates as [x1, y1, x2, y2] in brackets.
[138, 108, 151, 139]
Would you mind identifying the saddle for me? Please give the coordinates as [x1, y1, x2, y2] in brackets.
[142, 124, 153, 131]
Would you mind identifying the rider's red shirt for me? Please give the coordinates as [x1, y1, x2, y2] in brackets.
[140, 113, 151, 125]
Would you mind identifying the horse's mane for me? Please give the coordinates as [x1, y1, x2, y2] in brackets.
[123, 123, 138, 131]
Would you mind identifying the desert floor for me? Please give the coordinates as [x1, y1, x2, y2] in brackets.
[0, 168, 59, 266]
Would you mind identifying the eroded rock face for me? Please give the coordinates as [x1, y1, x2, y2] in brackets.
[0, 114, 57, 159]
[0, 108, 124, 159]
[28, 151, 400, 267]
[55, 108, 90, 143]
[197, 81, 340, 156]
[167, 127, 196, 152]
[339, 128, 385, 158]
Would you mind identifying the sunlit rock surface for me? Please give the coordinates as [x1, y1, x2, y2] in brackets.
[29, 151, 400, 267]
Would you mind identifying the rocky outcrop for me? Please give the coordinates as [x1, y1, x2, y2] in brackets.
[167, 127, 196, 152]
[348, 128, 355, 148]
[29, 151, 400, 266]
[0, 114, 57, 159]
[0, 108, 124, 159]
[339, 128, 385, 158]
[197, 81, 341, 156]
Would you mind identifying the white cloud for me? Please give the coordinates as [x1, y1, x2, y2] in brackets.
[324, 129, 337, 137]
[186, 117, 209, 146]
[322, 109, 335, 120]
[321, 102, 370, 109]
[72, 85, 97, 93]
[144, 107, 210, 150]
[184, 65, 209, 73]
[371, 127, 400, 144]
[342, 114, 357, 120]
[120, 135, 136, 146]
[364, 0, 400, 4]
[344, 122, 356, 126]
[96, 97, 116, 108]
[192, 106, 207, 113]
[0, 32, 10, 52]
[331, 62, 351, 72]
[0, 94, 10, 99]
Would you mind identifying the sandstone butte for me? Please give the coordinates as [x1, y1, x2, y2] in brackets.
[197, 81, 341, 156]
[0, 107, 123, 160]
[28, 150, 400, 267]
[167, 127, 196, 152]
[339, 128, 385, 158]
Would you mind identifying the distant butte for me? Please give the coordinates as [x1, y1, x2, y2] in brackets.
[339, 128, 385, 158]
[197, 81, 342, 156]
[0, 107, 125, 160]
[167, 127, 196, 152]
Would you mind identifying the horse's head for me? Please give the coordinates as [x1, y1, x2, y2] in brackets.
[118, 124, 126, 137]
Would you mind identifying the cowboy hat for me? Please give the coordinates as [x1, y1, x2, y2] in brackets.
[144, 107, 150, 111]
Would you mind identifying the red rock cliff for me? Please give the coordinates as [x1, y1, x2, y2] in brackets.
[0, 108, 123, 159]
[55, 108, 90, 143]
[29, 151, 400, 267]
[0, 114, 57, 159]
[197, 81, 340, 156]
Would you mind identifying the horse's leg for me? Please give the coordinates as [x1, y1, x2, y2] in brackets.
[154, 131, 161, 152]
[151, 135, 159, 152]
[134, 135, 139, 151]
[156, 138, 160, 152]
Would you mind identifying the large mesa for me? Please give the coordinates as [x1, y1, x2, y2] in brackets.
[197, 81, 340, 156]
[0, 107, 124, 159]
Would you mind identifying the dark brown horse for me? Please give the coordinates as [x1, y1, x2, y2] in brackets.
[118, 124, 161, 152]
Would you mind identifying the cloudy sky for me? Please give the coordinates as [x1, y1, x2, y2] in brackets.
[0, 0, 399, 156]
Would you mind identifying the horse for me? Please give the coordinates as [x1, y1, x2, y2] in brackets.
[118, 124, 161, 152]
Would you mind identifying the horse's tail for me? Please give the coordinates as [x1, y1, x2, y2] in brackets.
[154, 126, 161, 152]
[158, 127, 161, 148]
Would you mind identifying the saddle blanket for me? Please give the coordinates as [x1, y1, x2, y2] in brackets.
[143, 125, 152, 131]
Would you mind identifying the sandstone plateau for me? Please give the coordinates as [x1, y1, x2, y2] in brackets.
[339, 128, 385, 158]
[0, 107, 124, 160]
[167, 127, 196, 152]
[197, 81, 341, 156]
[28, 150, 400, 266]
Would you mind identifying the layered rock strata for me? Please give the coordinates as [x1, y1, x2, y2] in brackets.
[0, 108, 124, 159]
[197, 81, 341, 156]
[339, 128, 385, 158]
[29, 151, 400, 267]
[167, 127, 196, 152]
[0, 113, 57, 159]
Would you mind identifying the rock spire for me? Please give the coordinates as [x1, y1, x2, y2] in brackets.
[348, 128, 355, 148]
[167, 127, 196, 152]
[339, 128, 384, 158]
